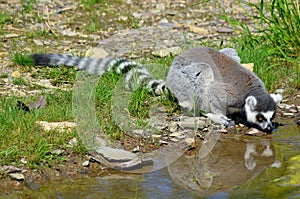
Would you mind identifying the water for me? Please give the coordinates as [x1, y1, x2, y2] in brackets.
[7, 121, 300, 199]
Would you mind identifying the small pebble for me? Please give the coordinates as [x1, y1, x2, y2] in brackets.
[132, 146, 140, 153]
[283, 113, 294, 116]
[82, 160, 89, 167]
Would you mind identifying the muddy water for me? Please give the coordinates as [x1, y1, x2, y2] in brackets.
[6, 121, 300, 199]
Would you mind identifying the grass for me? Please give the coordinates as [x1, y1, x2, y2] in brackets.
[21, 0, 36, 13]
[0, 11, 10, 33]
[13, 77, 26, 85]
[0, 95, 86, 168]
[220, 0, 299, 91]
[13, 53, 35, 66]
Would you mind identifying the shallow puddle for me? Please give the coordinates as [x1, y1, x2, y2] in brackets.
[4, 120, 300, 199]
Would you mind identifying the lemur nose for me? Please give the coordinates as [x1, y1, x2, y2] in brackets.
[266, 123, 274, 133]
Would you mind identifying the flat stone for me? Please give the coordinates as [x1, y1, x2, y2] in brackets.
[95, 146, 137, 163]
[0, 165, 23, 174]
[91, 47, 109, 59]
[9, 173, 25, 181]
[177, 116, 207, 130]
[245, 128, 266, 136]
[188, 25, 209, 35]
[33, 39, 43, 46]
[217, 27, 234, 33]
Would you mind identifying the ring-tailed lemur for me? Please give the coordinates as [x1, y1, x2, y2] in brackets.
[31, 46, 282, 133]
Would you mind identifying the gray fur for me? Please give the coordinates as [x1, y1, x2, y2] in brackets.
[166, 47, 281, 131]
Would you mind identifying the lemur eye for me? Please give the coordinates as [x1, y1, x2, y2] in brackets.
[256, 114, 265, 123]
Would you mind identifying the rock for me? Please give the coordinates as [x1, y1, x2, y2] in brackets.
[245, 128, 266, 136]
[0, 165, 23, 174]
[36, 121, 77, 132]
[11, 71, 21, 78]
[9, 173, 25, 181]
[275, 88, 285, 94]
[188, 25, 209, 35]
[158, 18, 169, 24]
[95, 146, 137, 163]
[91, 47, 109, 58]
[131, 12, 142, 19]
[217, 27, 234, 33]
[68, 137, 78, 147]
[165, 10, 177, 16]
[33, 39, 43, 46]
[132, 146, 140, 153]
[170, 138, 179, 142]
[185, 137, 195, 148]
[119, 16, 128, 21]
[131, 129, 146, 137]
[82, 160, 89, 167]
[270, 160, 282, 168]
[283, 112, 294, 116]
[152, 46, 182, 57]
[1, 33, 19, 38]
[35, 79, 55, 89]
[152, 134, 162, 139]
[91, 146, 153, 172]
[62, 29, 77, 37]
[20, 158, 27, 164]
[218, 128, 228, 133]
[51, 149, 64, 155]
[169, 132, 185, 139]
[159, 140, 169, 145]
[169, 122, 180, 132]
[177, 117, 207, 130]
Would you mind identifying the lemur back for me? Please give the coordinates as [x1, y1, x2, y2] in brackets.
[31, 46, 282, 132]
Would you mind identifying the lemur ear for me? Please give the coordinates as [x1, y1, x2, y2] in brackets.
[246, 96, 257, 111]
[270, 94, 283, 105]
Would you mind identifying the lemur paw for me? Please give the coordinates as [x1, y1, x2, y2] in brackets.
[205, 113, 235, 128]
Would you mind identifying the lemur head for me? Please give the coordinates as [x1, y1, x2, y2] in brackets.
[245, 94, 282, 133]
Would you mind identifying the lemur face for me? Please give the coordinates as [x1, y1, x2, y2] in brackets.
[244, 94, 282, 133]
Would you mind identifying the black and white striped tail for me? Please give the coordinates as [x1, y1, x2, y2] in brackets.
[31, 54, 167, 95]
